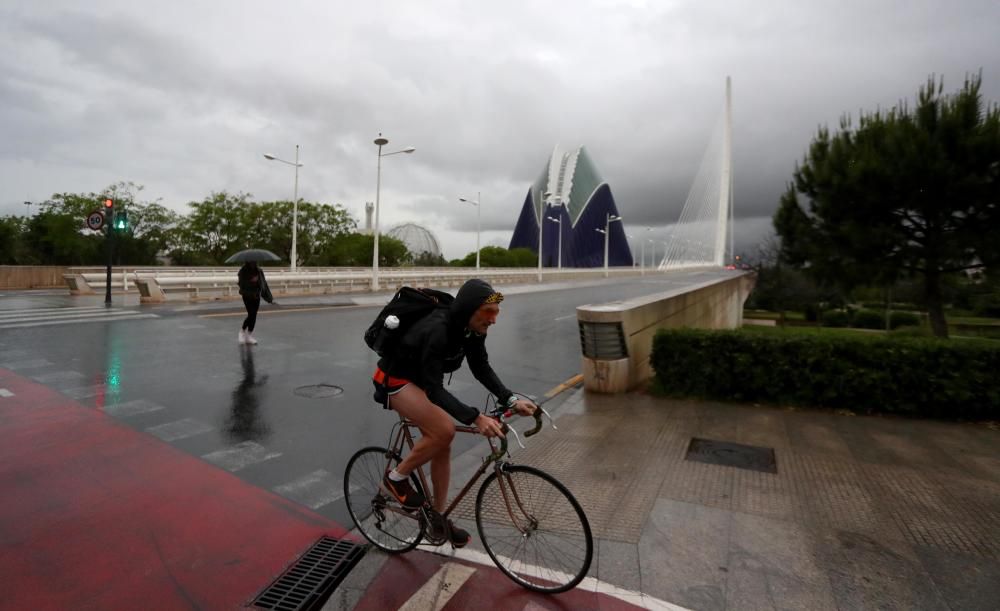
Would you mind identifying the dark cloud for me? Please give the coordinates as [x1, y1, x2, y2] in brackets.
[1, 0, 998, 258]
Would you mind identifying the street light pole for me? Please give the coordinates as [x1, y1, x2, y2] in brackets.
[546, 214, 562, 269]
[458, 192, 481, 271]
[537, 191, 551, 282]
[371, 134, 416, 291]
[597, 213, 622, 278]
[263, 146, 303, 272]
[23, 201, 31, 216]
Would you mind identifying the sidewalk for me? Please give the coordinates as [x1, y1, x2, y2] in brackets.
[338, 389, 1000, 610]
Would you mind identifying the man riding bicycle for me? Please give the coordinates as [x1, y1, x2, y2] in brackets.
[372, 278, 537, 547]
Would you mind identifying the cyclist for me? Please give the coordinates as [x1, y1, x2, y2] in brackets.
[372, 278, 537, 547]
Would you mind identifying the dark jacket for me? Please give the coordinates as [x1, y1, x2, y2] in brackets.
[378, 280, 513, 424]
[238, 264, 273, 303]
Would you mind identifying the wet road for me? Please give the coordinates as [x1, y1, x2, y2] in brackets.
[0, 271, 728, 530]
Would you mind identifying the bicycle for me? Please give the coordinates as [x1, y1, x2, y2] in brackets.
[343, 395, 593, 593]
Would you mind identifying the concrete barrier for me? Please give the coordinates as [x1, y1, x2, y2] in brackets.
[576, 272, 756, 393]
[104, 266, 656, 303]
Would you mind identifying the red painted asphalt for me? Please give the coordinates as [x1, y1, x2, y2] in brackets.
[356, 550, 646, 611]
[0, 368, 352, 610]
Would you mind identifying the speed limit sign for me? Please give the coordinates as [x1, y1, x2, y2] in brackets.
[86, 210, 105, 231]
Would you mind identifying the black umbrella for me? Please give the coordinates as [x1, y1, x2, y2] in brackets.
[225, 249, 282, 264]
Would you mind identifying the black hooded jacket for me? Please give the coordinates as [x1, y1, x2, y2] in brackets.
[377, 279, 513, 424]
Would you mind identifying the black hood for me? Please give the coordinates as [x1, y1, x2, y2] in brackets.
[450, 279, 502, 331]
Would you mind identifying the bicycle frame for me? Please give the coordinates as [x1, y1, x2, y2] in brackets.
[384, 417, 535, 534]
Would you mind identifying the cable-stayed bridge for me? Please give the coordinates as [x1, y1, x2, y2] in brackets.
[658, 77, 735, 270]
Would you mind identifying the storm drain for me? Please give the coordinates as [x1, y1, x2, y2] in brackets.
[250, 536, 367, 611]
[293, 384, 344, 399]
[685, 438, 777, 473]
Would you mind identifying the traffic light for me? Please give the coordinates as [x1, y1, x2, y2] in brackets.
[114, 210, 128, 231]
[103, 198, 114, 210]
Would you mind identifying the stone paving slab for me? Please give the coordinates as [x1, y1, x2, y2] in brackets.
[502, 390, 1000, 610]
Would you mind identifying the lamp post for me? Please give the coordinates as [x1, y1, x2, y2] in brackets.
[458, 192, 481, 271]
[594, 213, 622, 277]
[546, 213, 563, 269]
[372, 134, 416, 291]
[23, 201, 31, 216]
[263, 146, 303, 272]
[648, 239, 657, 272]
[537, 191, 552, 282]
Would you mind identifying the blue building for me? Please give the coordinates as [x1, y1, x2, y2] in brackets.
[509, 146, 633, 268]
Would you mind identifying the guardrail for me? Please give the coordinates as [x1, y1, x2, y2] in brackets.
[64, 266, 664, 303]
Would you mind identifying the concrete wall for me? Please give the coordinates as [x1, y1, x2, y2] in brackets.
[577, 272, 756, 393]
[0, 266, 69, 289]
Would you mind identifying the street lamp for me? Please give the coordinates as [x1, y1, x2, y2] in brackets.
[537, 191, 552, 282]
[594, 213, 622, 277]
[263, 146, 303, 272]
[546, 214, 563, 269]
[647, 239, 657, 272]
[23, 201, 31, 216]
[458, 192, 481, 271]
[372, 134, 416, 291]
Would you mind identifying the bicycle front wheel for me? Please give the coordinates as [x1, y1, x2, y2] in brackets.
[475, 464, 593, 593]
[344, 446, 424, 553]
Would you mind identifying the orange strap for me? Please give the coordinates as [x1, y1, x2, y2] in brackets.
[373, 367, 411, 387]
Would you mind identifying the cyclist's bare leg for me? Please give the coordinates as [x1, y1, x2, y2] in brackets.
[389, 384, 455, 511]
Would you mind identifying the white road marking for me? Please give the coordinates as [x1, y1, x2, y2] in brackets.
[272, 469, 358, 509]
[146, 418, 215, 442]
[0, 313, 158, 330]
[554, 313, 577, 321]
[435, 547, 693, 611]
[104, 398, 167, 418]
[0, 388, 13, 398]
[202, 441, 282, 472]
[398, 562, 476, 611]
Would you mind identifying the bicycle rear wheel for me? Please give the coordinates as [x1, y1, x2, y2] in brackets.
[344, 446, 424, 553]
[475, 464, 593, 593]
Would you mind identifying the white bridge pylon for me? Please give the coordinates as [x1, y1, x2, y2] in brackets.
[660, 77, 734, 270]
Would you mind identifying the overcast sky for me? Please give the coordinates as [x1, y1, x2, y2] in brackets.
[1, 0, 997, 260]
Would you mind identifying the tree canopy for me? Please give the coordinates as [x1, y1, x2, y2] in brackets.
[774, 72, 1000, 337]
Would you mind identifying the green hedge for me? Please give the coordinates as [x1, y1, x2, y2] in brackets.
[851, 309, 885, 329]
[651, 328, 1000, 420]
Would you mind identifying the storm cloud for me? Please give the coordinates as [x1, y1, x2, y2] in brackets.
[1, 0, 997, 258]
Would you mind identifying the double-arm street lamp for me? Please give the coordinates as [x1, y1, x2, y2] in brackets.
[594, 213, 623, 277]
[263, 146, 303, 272]
[372, 134, 416, 291]
[458, 192, 481, 271]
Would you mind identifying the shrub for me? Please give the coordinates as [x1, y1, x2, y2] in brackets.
[650, 328, 1000, 420]
[889, 311, 921, 330]
[820, 310, 849, 327]
[852, 309, 886, 330]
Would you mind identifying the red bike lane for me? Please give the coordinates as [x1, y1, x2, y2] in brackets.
[355, 548, 650, 611]
[0, 368, 352, 610]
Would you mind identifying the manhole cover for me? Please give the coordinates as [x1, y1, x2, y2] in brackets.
[685, 438, 777, 473]
[251, 536, 366, 610]
[294, 384, 344, 399]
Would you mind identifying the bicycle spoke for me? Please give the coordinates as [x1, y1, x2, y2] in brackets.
[475, 466, 592, 593]
[344, 447, 423, 553]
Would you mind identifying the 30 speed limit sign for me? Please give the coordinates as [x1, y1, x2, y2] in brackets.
[86, 210, 105, 231]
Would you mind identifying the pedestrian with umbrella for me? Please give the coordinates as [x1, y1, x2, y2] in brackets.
[227, 249, 280, 345]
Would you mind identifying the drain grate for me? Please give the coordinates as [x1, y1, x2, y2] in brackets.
[293, 384, 344, 399]
[685, 438, 777, 473]
[250, 536, 367, 611]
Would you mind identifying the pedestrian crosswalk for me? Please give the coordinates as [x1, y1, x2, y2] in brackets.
[0, 305, 158, 330]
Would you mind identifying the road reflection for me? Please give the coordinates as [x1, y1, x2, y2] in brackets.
[226, 347, 271, 442]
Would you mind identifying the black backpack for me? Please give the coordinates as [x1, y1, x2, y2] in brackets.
[364, 286, 454, 358]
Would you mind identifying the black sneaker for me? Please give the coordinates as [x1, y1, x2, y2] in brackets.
[427, 514, 472, 548]
[382, 474, 425, 510]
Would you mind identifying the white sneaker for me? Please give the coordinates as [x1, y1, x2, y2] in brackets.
[246, 332, 259, 345]
[238, 329, 247, 344]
